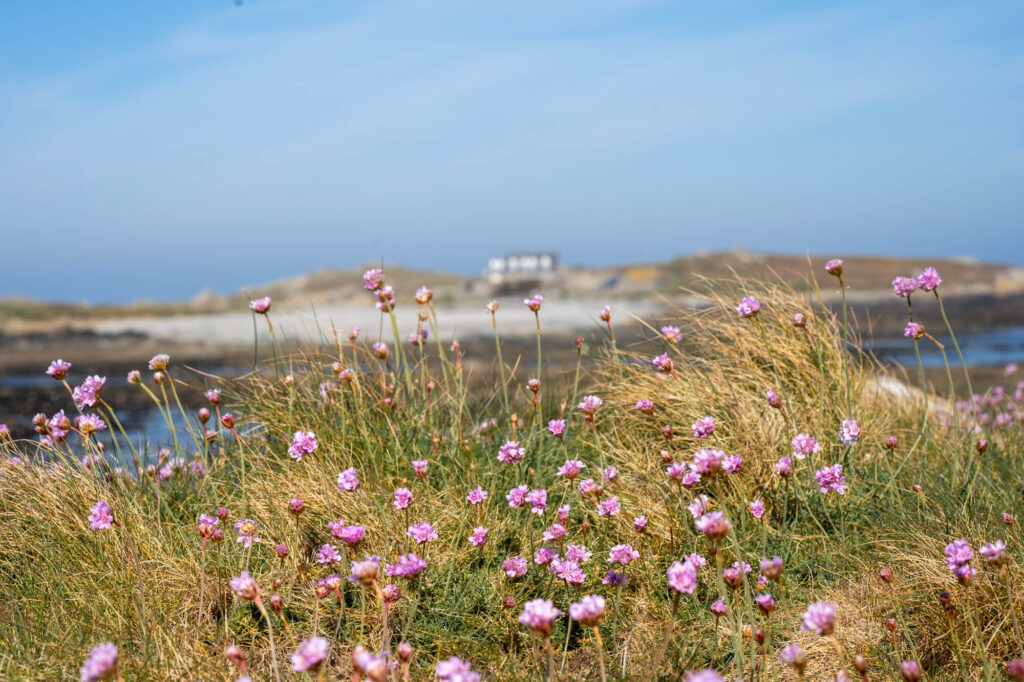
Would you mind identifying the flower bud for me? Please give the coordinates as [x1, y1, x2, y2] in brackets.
[153, 371, 165, 385]
[397, 641, 414, 663]
[268, 594, 283, 613]
[225, 644, 246, 667]
[221, 413, 235, 429]
[976, 439, 988, 454]
[198, 407, 210, 424]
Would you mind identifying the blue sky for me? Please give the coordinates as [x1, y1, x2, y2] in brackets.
[2, 0, 1023, 302]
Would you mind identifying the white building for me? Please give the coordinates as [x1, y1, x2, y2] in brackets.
[486, 252, 561, 285]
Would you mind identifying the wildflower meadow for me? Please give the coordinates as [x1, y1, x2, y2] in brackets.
[2, 262, 1023, 681]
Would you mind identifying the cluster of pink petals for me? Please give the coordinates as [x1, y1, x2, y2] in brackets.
[290, 636, 328, 672]
[691, 416, 716, 438]
[386, 553, 427, 579]
[79, 642, 119, 682]
[407, 522, 438, 544]
[736, 296, 761, 318]
[518, 599, 563, 636]
[577, 395, 603, 414]
[88, 500, 114, 531]
[547, 419, 566, 437]
[337, 467, 360, 491]
[72, 375, 106, 410]
[288, 430, 318, 460]
[791, 433, 821, 459]
[607, 543, 639, 565]
[393, 487, 412, 509]
[815, 464, 848, 494]
[436, 656, 481, 682]
[497, 440, 525, 465]
[668, 560, 698, 594]
[802, 601, 836, 635]
[466, 486, 488, 505]
[569, 594, 606, 626]
[502, 556, 528, 578]
[46, 358, 72, 380]
[839, 418, 861, 446]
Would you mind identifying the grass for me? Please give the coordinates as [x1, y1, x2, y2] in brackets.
[0, 269, 1021, 681]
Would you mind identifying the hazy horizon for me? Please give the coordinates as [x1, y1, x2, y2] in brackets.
[3, 0, 1024, 303]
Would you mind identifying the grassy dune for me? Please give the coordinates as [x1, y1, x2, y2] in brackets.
[1, 268, 1021, 681]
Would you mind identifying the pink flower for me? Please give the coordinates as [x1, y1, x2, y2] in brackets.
[249, 296, 272, 314]
[75, 414, 107, 435]
[290, 636, 329, 672]
[825, 259, 844, 276]
[661, 325, 682, 343]
[607, 544, 639, 565]
[750, 499, 765, 519]
[46, 359, 72, 380]
[436, 657, 480, 682]
[543, 523, 567, 543]
[337, 467, 360, 491]
[815, 463, 848, 494]
[688, 494, 711, 518]
[72, 375, 106, 410]
[552, 558, 587, 585]
[229, 571, 259, 600]
[497, 440, 525, 465]
[892, 276, 916, 298]
[636, 398, 655, 414]
[666, 461, 687, 481]
[205, 389, 221, 405]
[88, 501, 114, 531]
[288, 430, 318, 460]
[407, 522, 438, 544]
[765, 389, 781, 408]
[394, 487, 412, 510]
[412, 459, 428, 478]
[791, 433, 821, 459]
[668, 560, 698, 594]
[527, 488, 548, 514]
[695, 511, 732, 540]
[634, 515, 648, 532]
[599, 305, 611, 322]
[502, 556, 529, 578]
[686, 552, 707, 568]
[558, 459, 586, 479]
[234, 518, 261, 547]
[802, 601, 836, 635]
[711, 599, 728, 616]
[603, 466, 619, 483]
[335, 525, 365, 547]
[979, 540, 1007, 564]
[197, 514, 220, 540]
[597, 496, 620, 516]
[756, 593, 777, 615]
[560, 546, 588, 564]
[569, 594, 606, 626]
[363, 268, 384, 291]
[523, 295, 543, 312]
[904, 322, 926, 339]
[467, 486, 488, 505]
[535, 546, 558, 565]
[548, 419, 566, 437]
[469, 526, 488, 547]
[839, 418, 861, 446]
[692, 416, 716, 439]
[916, 267, 941, 292]
[577, 395, 603, 415]
[776, 457, 793, 477]
[79, 642, 119, 682]
[652, 353, 674, 372]
[372, 341, 389, 359]
[518, 599, 562, 636]
[736, 296, 761, 318]
[691, 448, 724, 475]
[316, 544, 341, 565]
[506, 485, 530, 508]
[723, 455, 742, 473]
[558, 504, 570, 522]
[386, 553, 427, 579]
[414, 286, 433, 304]
[577, 479, 598, 497]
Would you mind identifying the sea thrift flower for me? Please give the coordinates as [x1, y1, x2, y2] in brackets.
[661, 325, 682, 343]
[791, 433, 821, 459]
[230, 571, 259, 600]
[565, 544, 592, 562]
[711, 599, 728, 616]
[980, 540, 1007, 565]
[507, 485, 530, 508]
[349, 558, 380, 585]
[901, 661, 923, 682]
[335, 525, 365, 547]
[288, 430, 318, 460]
[290, 636, 328, 672]
[685, 671, 724, 682]
[570, 594, 607, 626]
[652, 353, 674, 372]
[558, 504, 570, 522]
[469, 526, 488, 547]
[414, 286, 433, 304]
[558, 459, 585, 479]
[839, 418, 861, 445]
[736, 296, 761, 318]
[394, 487, 412, 510]
[603, 466, 619, 483]
[578, 479, 598, 497]
[695, 511, 732, 540]
[780, 644, 807, 673]
[765, 389, 781, 408]
[791, 312, 806, 328]
[288, 498, 305, 516]
[316, 544, 341, 565]
[761, 557, 784, 581]
[692, 416, 716, 438]
[371, 342, 389, 360]
[526, 488, 548, 514]
[234, 518, 261, 547]
[547, 419, 566, 437]
[248, 296, 272, 314]
[363, 268, 384, 291]
[825, 259, 844, 276]
[523, 294, 543, 312]
[945, 538, 974, 571]
[553, 559, 587, 585]
[755, 593, 777, 615]
[337, 467, 360, 491]
[750, 499, 765, 519]
[802, 601, 836, 635]
[467, 486, 488, 505]
[47, 359, 72, 380]
[497, 440, 525, 465]
[535, 546, 558, 565]
[577, 395, 603, 416]
[681, 471, 702, 488]
[685, 553, 707, 568]
[916, 267, 941, 291]
[519, 599, 562, 636]
[904, 322, 926, 339]
[892, 276, 916, 298]
[276, 543, 289, 558]
[668, 560, 698, 593]
[79, 642, 118, 682]
[386, 553, 427, 579]
[502, 556, 529, 578]
[666, 461, 687, 481]
[608, 544, 639, 565]
[688, 495, 711, 518]
[75, 414, 107, 435]
[776, 457, 793, 477]
[407, 522, 438, 544]
[815, 464, 848, 494]
[543, 523, 567, 543]
[597, 496, 620, 516]
[636, 398, 655, 414]
[412, 459, 428, 477]
[147, 354, 170, 371]
[436, 657, 481, 682]
[691, 448, 724, 475]
[197, 514, 220, 541]
[634, 515, 648, 532]
[602, 570, 626, 586]
[89, 501, 114, 531]
[72, 375, 106, 410]
[723, 455, 742, 473]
